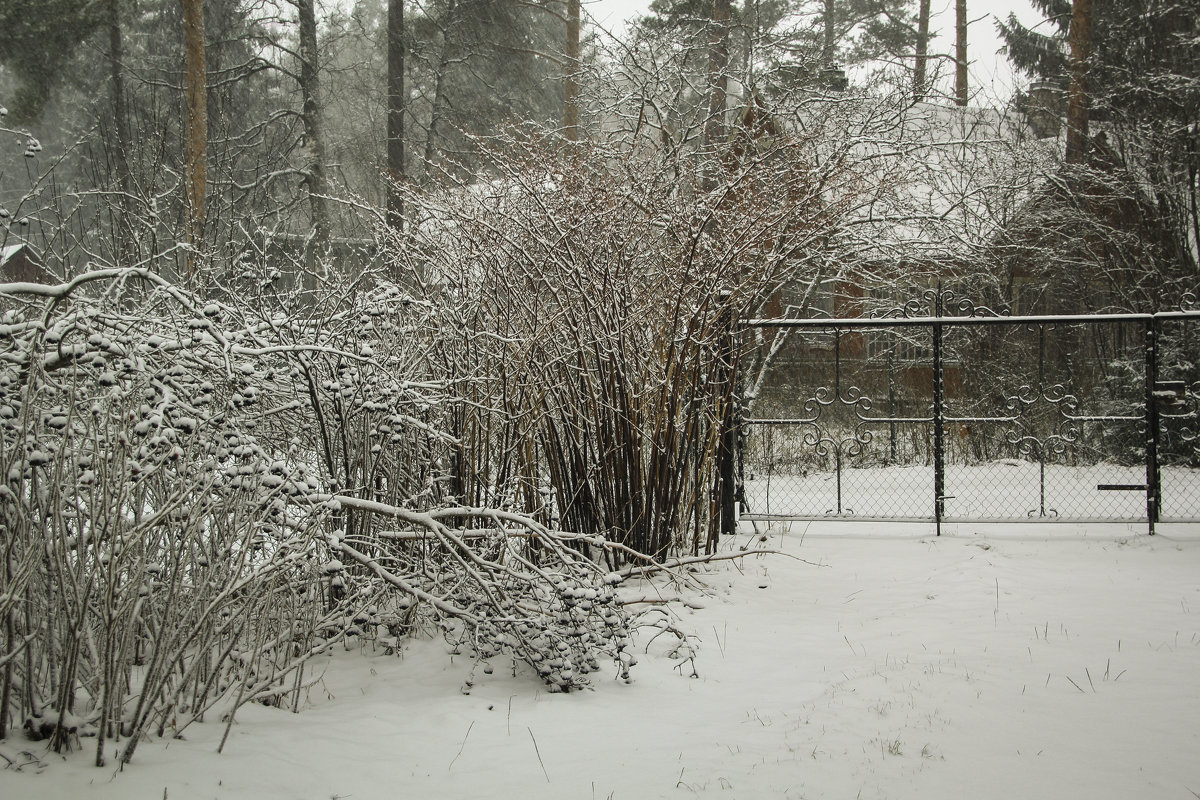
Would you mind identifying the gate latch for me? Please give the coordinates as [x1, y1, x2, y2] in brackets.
[1152, 380, 1187, 411]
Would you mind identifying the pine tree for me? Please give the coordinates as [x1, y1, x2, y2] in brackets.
[999, 0, 1200, 132]
[0, 0, 101, 120]
[998, 0, 1200, 306]
[641, 0, 917, 73]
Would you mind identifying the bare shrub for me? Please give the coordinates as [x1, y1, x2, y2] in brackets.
[0, 262, 638, 762]
[389, 129, 866, 559]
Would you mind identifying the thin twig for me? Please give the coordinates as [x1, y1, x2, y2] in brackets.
[448, 721, 474, 772]
[528, 727, 550, 783]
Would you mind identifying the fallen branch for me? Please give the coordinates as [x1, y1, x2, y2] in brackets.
[615, 548, 821, 580]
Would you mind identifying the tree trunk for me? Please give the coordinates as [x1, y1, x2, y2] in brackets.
[182, 0, 206, 274]
[387, 0, 405, 232]
[107, 2, 133, 206]
[422, 0, 455, 184]
[563, 0, 581, 141]
[1066, 0, 1093, 165]
[704, 0, 731, 161]
[914, 0, 931, 101]
[106, 0, 137, 263]
[1190, 123, 1200, 260]
[0, 568, 12, 740]
[298, 0, 330, 264]
[822, 0, 836, 66]
[955, 0, 968, 106]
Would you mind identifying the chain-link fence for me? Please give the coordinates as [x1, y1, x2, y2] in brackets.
[739, 309, 1200, 531]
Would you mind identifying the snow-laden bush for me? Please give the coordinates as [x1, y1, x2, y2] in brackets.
[0, 265, 635, 763]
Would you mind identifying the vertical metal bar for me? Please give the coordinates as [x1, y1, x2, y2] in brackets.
[834, 327, 843, 515]
[1038, 324, 1047, 517]
[716, 300, 737, 545]
[1145, 318, 1160, 535]
[1039, 460, 1046, 518]
[933, 297, 945, 536]
[887, 333, 897, 464]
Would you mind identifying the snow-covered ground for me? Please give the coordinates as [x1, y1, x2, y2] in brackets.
[4, 522, 1199, 799]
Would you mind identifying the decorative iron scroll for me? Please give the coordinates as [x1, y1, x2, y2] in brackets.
[787, 383, 1093, 473]
[871, 287, 1008, 320]
[1161, 379, 1200, 448]
[989, 383, 1083, 460]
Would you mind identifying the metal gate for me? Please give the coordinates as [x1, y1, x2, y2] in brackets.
[738, 300, 1200, 533]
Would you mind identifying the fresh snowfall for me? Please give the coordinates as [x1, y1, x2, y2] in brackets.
[3, 521, 1198, 800]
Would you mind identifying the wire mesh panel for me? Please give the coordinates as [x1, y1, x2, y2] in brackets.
[742, 324, 938, 520]
[941, 319, 1148, 521]
[741, 422, 934, 518]
[739, 310, 1200, 526]
[1157, 317, 1200, 520]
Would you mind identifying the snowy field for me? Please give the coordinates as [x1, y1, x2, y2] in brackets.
[3, 522, 1199, 799]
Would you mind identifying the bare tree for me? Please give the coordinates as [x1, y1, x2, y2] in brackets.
[954, 0, 967, 106]
[387, 0, 406, 230]
[182, 0, 206, 272]
[1065, 0, 1092, 165]
[913, 0, 931, 101]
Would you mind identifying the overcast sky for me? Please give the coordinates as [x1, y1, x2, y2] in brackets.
[586, 0, 1047, 103]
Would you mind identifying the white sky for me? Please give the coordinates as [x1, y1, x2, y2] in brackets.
[586, 0, 1047, 103]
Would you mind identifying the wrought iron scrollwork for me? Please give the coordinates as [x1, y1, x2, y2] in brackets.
[1164, 380, 1200, 456]
[995, 383, 1082, 461]
[799, 384, 882, 461]
[871, 288, 1008, 320]
[775, 377, 910, 515]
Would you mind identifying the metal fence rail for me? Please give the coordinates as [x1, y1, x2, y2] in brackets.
[737, 303, 1200, 534]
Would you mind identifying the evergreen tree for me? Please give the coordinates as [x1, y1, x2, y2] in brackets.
[640, 0, 916, 95]
[999, 0, 1200, 305]
[407, 0, 563, 182]
[999, 0, 1200, 130]
[644, 0, 916, 64]
[0, 0, 101, 120]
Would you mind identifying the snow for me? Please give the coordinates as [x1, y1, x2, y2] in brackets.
[0, 244, 22, 265]
[3, 524, 1199, 799]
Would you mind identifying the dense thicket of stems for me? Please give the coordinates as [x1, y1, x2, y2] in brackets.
[0, 253, 639, 754]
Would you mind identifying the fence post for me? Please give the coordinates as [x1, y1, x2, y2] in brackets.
[714, 296, 738, 548]
[1036, 324, 1047, 517]
[887, 335, 897, 464]
[1145, 318, 1161, 535]
[933, 293, 945, 536]
[834, 327, 844, 515]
